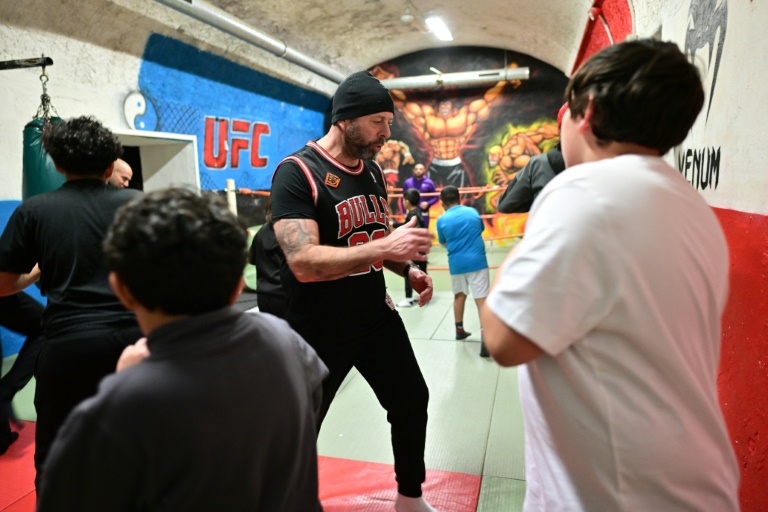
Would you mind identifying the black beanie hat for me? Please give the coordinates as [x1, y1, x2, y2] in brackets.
[331, 71, 395, 123]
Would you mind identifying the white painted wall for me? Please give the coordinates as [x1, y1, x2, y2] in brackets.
[3, 0, 759, 214]
[0, 0, 337, 200]
[629, 0, 665, 38]
[0, 24, 143, 199]
[663, 1, 764, 214]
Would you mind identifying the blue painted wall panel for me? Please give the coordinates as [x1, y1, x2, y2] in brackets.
[0, 200, 45, 358]
[130, 34, 330, 191]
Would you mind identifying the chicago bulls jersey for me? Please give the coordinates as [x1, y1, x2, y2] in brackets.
[270, 141, 397, 339]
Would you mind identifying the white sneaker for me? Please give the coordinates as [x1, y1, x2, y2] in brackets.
[397, 298, 414, 308]
[395, 494, 438, 512]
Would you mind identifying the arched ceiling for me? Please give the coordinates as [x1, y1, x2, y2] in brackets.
[212, 0, 595, 77]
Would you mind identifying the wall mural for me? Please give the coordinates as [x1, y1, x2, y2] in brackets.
[371, 47, 567, 238]
[125, 34, 329, 192]
[674, 0, 728, 191]
[685, 0, 728, 123]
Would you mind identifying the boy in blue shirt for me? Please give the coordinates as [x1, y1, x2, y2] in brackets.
[436, 186, 490, 356]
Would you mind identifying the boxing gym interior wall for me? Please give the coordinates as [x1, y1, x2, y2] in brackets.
[0, 0, 336, 202]
[661, 4, 768, 508]
[587, 2, 768, 507]
[1, 0, 767, 509]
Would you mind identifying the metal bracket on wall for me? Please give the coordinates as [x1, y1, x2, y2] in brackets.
[0, 56, 54, 72]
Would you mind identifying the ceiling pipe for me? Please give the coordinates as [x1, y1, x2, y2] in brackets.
[154, 0, 346, 84]
[380, 67, 530, 90]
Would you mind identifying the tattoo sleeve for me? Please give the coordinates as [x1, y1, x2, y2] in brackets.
[274, 218, 382, 282]
[276, 218, 318, 260]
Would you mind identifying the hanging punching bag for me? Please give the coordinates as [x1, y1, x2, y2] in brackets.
[22, 117, 63, 200]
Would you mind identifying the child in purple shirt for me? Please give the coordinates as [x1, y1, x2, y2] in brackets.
[401, 164, 438, 229]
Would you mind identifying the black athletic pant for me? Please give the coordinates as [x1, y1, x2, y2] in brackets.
[404, 260, 428, 300]
[33, 322, 142, 491]
[0, 292, 44, 440]
[303, 315, 429, 498]
[257, 294, 287, 319]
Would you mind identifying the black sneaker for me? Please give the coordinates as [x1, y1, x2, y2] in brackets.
[456, 330, 471, 340]
[479, 341, 490, 358]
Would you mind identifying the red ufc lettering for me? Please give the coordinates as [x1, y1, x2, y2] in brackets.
[203, 117, 228, 169]
[230, 120, 250, 168]
[251, 123, 270, 167]
[202, 117, 271, 170]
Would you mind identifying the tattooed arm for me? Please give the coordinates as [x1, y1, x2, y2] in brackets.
[274, 216, 433, 283]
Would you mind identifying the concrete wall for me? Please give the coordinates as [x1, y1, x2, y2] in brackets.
[0, 0, 335, 200]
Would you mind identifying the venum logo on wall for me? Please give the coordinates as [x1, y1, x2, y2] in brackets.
[677, 0, 728, 191]
[677, 147, 721, 190]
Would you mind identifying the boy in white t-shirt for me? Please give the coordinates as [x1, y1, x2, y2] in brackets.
[481, 39, 740, 511]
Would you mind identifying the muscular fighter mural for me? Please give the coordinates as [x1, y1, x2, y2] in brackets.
[371, 47, 567, 237]
[374, 65, 516, 189]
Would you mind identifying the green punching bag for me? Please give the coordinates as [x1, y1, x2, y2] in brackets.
[22, 117, 64, 199]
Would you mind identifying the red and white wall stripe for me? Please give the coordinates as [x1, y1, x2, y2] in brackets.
[579, 1, 767, 509]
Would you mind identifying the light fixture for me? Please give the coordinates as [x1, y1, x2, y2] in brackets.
[400, 6, 415, 24]
[425, 16, 453, 41]
[380, 67, 530, 90]
[400, 1, 430, 33]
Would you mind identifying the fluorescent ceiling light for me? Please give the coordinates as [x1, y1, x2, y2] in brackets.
[425, 16, 453, 41]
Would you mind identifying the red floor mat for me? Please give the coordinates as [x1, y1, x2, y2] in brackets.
[0, 421, 35, 512]
[1, 494, 34, 512]
[319, 456, 481, 512]
[1, 430, 481, 512]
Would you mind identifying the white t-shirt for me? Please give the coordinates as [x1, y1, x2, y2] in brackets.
[488, 154, 739, 511]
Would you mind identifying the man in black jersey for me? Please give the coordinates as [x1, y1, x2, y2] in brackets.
[0, 116, 142, 489]
[271, 71, 438, 512]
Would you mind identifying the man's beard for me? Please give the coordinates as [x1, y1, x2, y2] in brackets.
[344, 122, 386, 160]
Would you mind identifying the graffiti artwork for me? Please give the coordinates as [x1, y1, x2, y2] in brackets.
[371, 47, 567, 238]
[202, 117, 271, 170]
[677, 146, 721, 190]
[685, 0, 728, 123]
[128, 34, 329, 192]
[675, 0, 728, 191]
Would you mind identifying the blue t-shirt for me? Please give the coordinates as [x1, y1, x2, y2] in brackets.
[437, 205, 488, 275]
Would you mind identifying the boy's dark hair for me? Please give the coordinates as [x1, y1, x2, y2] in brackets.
[403, 188, 421, 208]
[565, 39, 704, 155]
[104, 188, 248, 315]
[42, 116, 123, 176]
[440, 185, 460, 205]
